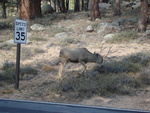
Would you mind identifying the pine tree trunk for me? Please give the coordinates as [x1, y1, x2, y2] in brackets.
[114, 0, 121, 16]
[66, 0, 69, 12]
[30, 0, 42, 19]
[61, 0, 67, 13]
[57, 0, 67, 13]
[137, 0, 148, 32]
[2, 0, 7, 19]
[74, 0, 80, 12]
[91, 0, 101, 21]
[20, 0, 30, 21]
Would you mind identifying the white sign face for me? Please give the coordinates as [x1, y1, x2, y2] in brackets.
[14, 19, 27, 44]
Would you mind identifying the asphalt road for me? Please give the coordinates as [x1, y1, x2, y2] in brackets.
[0, 99, 149, 113]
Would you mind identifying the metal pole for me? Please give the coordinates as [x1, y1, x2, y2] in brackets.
[15, 43, 21, 89]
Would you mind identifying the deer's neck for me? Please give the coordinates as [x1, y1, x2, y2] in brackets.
[87, 54, 97, 62]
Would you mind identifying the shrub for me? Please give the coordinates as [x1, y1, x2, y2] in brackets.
[0, 62, 38, 83]
[0, 43, 15, 50]
[42, 65, 55, 72]
[139, 69, 150, 85]
[21, 66, 38, 75]
[100, 53, 150, 74]
[30, 37, 47, 41]
[54, 73, 142, 99]
[33, 48, 45, 54]
[102, 60, 141, 74]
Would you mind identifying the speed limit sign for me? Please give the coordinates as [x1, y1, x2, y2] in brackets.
[14, 19, 27, 44]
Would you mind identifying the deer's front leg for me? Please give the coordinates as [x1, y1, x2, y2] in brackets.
[58, 62, 65, 77]
[79, 61, 87, 75]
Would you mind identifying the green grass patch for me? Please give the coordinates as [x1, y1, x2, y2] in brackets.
[107, 30, 138, 43]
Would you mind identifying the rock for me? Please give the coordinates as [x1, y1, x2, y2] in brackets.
[86, 25, 94, 32]
[5, 40, 15, 45]
[54, 32, 68, 38]
[97, 22, 121, 34]
[121, 2, 131, 7]
[103, 34, 115, 40]
[30, 24, 45, 31]
[127, 17, 138, 23]
[99, 3, 112, 10]
[112, 20, 120, 26]
[41, 4, 54, 14]
[112, 18, 126, 26]
[61, 38, 75, 44]
[132, 2, 140, 9]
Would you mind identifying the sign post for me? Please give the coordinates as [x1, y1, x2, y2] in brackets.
[14, 19, 27, 89]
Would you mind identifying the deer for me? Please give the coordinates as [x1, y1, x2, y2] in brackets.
[58, 47, 103, 77]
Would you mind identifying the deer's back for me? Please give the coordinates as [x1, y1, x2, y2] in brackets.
[59, 48, 92, 62]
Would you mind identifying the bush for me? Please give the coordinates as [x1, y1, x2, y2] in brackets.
[0, 62, 16, 83]
[0, 62, 38, 83]
[102, 61, 141, 74]
[139, 70, 150, 85]
[54, 74, 142, 99]
[0, 43, 15, 50]
[21, 66, 38, 75]
[100, 53, 150, 74]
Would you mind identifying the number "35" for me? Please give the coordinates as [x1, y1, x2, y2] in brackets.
[16, 32, 25, 41]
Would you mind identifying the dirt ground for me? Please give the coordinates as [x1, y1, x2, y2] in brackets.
[0, 11, 150, 111]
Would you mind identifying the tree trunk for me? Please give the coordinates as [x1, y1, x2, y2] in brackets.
[57, 0, 66, 13]
[61, 0, 67, 13]
[74, 0, 80, 12]
[137, 0, 148, 32]
[81, 0, 84, 10]
[30, 0, 42, 19]
[114, 0, 121, 16]
[91, 0, 101, 21]
[20, 0, 30, 21]
[2, 0, 7, 19]
[66, 0, 69, 12]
